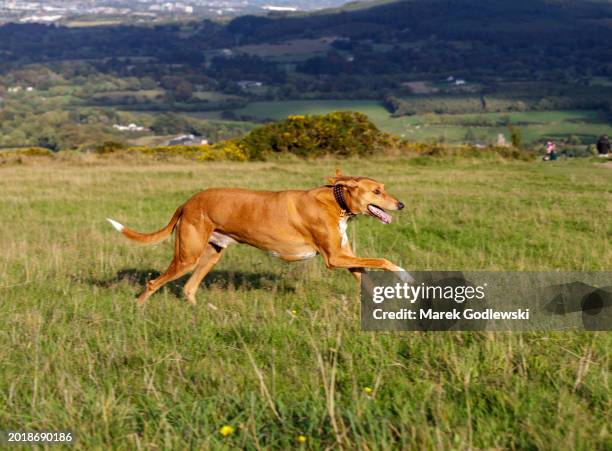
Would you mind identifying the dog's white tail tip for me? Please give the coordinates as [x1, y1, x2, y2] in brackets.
[397, 268, 415, 284]
[106, 218, 125, 232]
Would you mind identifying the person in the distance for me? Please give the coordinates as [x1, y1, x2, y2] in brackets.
[596, 134, 610, 157]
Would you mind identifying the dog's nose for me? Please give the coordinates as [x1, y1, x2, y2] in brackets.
[397, 201, 405, 210]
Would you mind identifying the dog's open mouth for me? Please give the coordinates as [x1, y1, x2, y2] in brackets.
[368, 204, 392, 224]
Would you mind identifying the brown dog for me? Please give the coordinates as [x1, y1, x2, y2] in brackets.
[107, 170, 412, 305]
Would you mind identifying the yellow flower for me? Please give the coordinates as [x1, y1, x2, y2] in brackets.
[219, 425, 234, 436]
[363, 386, 373, 394]
[291, 309, 297, 316]
[297, 435, 307, 443]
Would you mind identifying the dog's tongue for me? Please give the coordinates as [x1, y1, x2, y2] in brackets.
[368, 205, 392, 224]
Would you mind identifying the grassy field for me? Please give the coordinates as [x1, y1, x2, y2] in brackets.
[234, 100, 610, 145]
[234, 100, 387, 121]
[0, 157, 610, 449]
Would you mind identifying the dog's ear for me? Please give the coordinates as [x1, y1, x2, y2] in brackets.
[341, 179, 359, 189]
[327, 168, 343, 184]
[328, 177, 359, 189]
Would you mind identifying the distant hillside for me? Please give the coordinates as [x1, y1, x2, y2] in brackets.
[0, 0, 610, 150]
[1, 0, 610, 80]
[224, 0, 612, 82]
[228, 0, 612, 44]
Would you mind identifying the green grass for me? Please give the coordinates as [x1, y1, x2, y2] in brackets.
[234, 100, 387, 121]
[0, 157, 610, 449]
[91, 90, 164, 100]
[192, 91, 244, 102]
[234, 100, 610, 145]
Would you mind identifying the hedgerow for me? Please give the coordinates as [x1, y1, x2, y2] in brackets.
[125, 142, 247, 161]
[2, 112, 534, 162]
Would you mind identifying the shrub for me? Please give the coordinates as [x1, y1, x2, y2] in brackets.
[0, 147, 54, 165]
[124, 143, 247, 161]
[508, 125, 523, 149]
[399, 142, 533, 160]
[0, 147, 54, 156]
[94, 141, 125, 154]
[88, 112, 533, 162]
[238, 112, 392, 160]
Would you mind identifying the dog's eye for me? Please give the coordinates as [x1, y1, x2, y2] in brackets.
[373, 189, 381, 195]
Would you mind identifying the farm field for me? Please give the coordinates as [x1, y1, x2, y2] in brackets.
[0, 157, 610, 449]
[91, 90, 164, 101]
[233, 100, 610, 145]
[236, 38, 331, 57]
[4, 83, 608, 150]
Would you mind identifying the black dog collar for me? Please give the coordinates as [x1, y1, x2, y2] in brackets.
[333, 185, 354, 216]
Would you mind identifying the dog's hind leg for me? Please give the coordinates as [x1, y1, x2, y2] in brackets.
[137, 217, 213, 305]
[182, 244, 225, 305]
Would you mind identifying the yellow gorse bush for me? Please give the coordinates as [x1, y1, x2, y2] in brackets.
[0, 147, 54, 156]
[107, 142, 248, 161]
[13, 113, 532, 162]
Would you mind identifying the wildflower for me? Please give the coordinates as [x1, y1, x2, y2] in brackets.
[363, 386, 373, 394]
[297, 435, 307, 443]
[291, 309, 297, 316]
[219, 425, 234, 436]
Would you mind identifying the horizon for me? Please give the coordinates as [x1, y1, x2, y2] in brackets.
[0, 0, 365, 25]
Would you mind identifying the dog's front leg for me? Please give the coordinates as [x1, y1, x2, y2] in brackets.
[349, 267, 366, 282]
[341, 243, 366, 282]
[320, 246, 413, 283]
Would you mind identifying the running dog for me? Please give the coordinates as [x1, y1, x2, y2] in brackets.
[107, 170, 412, 305]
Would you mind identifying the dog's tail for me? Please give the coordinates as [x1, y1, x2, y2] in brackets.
[106, 205, 183, 244]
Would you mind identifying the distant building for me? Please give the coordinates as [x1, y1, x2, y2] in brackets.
[455, 79, 467, 86]
[262, 5, 298, 12]
[167, 134, 208, 146]
[321, 36, 350, 44]
[149, 3, 193, 14]
[113, 123, 147, 132]
[447, 76, 455, 82]
[237, 80, 264, 90]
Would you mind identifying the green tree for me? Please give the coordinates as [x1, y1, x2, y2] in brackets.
[174, 81, 194, 102]
[464, 128, 477, 144]
[508, 125, 523, 149]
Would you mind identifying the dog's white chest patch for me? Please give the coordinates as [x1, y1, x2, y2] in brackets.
[209, 231, 236, 249]
[338, 217, 349, 247]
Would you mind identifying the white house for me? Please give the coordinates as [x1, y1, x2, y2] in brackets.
[237, 80, 264, 90]
[113, 123, 147, 132]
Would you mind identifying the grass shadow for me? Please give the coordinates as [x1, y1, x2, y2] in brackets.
[89, 268, 294, 298]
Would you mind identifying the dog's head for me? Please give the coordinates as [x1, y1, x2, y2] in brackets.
[327, 169, 404, 224]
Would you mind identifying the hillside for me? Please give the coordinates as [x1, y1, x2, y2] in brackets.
[0, 0, 610, 150]
[228, 0, 612, 77]
[1, 0, 611, 77]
